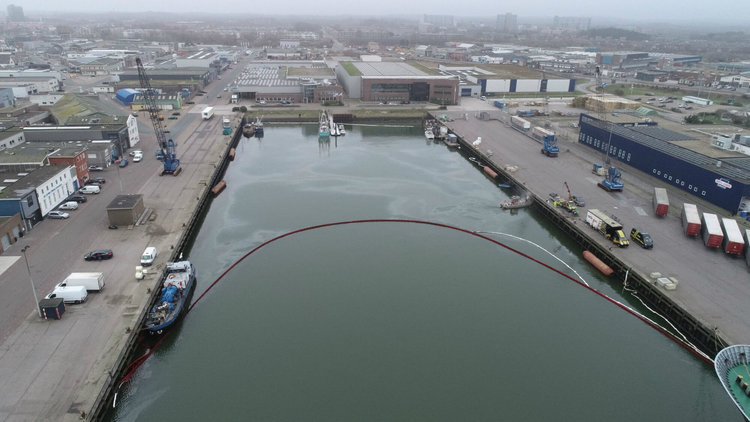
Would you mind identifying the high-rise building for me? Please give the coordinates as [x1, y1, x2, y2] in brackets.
[7, 4, 24, 22]
[552, 16, 591, 31]
[422, 14, 456, 28]
[496, 13, 518, 34]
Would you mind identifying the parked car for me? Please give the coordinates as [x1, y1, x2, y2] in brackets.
[168, 116, 178, 120]
[140, 246, 157, 266]
[118, 158, 128, 167]
[86, 180, 103, 186]
[84, 249, 113, 261]
[129, 150, 143, 157]
[48, 210, 70, 219]
[171, 112, 181, 116]
[79, 185, 100, 194]
[630, 228, 653, 249]
[92, 177, 105, 184]
[133, 152, 143, 162]
[89, 165, 104, 171]
[58, 201, 79, 210]
[68, 194, 87, 203]
[572, 195, 585, 207]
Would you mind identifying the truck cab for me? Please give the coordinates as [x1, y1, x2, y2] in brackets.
[609, 229, 630, 247]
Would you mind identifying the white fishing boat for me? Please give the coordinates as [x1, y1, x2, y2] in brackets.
[338, 124, 346, 135]
[425, 129, 435, 140]
[319, 111, 330, 138]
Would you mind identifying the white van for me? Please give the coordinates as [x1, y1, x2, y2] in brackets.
[45, 285, 88, 304]
[58, 201, 79, 210]
[140, 246, 157, 266]
[80, 185, 100, 194]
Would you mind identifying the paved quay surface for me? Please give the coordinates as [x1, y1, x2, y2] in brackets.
[442, 110, 750, 347]
[0, 85, 740, 420]
[0, 107, 232, 421]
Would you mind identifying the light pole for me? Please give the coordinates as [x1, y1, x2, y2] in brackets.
[21, 245, 41, 317]
[116, 162, 123, 193]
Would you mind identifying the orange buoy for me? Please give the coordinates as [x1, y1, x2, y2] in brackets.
[582, 250, 613, 276]
[229, 148, 236, 161]
[483, 166, 498, 179]
[211, 180, 226, 196]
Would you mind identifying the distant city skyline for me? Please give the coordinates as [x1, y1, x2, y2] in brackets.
[16, 0, 750, 24]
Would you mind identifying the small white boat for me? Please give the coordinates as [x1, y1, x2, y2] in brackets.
[338, 124, 346, 135]
[319, 111, 330, 137]
[425, 130, 435, 140]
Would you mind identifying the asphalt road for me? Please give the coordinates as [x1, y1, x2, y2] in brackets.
[0, 72, 235, 420]
[442, 109, 750, 346]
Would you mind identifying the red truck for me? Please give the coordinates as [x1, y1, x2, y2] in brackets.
[681, 203, 701, 237]
[653, 187, 669, 217]
[701, 212, 723, 248]
[721, 218, 744, 256]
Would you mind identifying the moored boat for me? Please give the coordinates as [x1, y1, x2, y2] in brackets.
[242, 122, 255, 137]
[443, 133, 459, 148]
[253, 116, 264, 136]
[143, 260, 196, 335]
[319, 111, 330, 138]
[338, 124, 346, 135]
[425, 129, 435, 140]
[500, 194, 532, 210]
[715, 345, 750, 420]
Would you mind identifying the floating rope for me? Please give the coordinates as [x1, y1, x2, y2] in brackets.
[112, 218, 711, 408]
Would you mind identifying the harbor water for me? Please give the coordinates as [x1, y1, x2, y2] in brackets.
[107, 124, 737, 421]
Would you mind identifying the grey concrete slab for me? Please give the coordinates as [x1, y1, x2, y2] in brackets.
[443, 112, 750, 346]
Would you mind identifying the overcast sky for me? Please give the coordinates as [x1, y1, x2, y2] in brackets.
[19, 0, 749, 23]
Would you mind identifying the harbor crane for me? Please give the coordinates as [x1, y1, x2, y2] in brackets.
[135, 57, 181, 176]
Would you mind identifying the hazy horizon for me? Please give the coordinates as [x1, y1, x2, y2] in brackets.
[15, 0, 749, 25]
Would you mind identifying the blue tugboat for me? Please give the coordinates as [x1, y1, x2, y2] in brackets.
[143, 260, 196, 335]
[254, 116, 264, 137]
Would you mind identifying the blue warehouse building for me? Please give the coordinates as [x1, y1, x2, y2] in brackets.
[578, 114, 750, 213]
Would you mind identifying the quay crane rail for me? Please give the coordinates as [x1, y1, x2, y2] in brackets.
[135, 57, 181, 176]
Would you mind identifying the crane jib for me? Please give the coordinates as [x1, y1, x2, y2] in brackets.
[135, 57, 182, 175]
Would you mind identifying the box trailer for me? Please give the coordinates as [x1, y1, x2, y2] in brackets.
[585, 209, 629, 247]
[201, 106, 214, 120]
[721, 218, 744, 256]
[653, 187, 669, 216]
[701, 212, 723, 248]
[510, 116, 531, 131]
[58, 272, 104, 292]
[681, 203, 701, 237]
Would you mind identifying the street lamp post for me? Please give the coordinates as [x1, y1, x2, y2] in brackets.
[116, 163, 123, 193]
[21, 245, 41, 317]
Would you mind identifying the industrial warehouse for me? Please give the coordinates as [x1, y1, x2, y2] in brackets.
[578, 114, 750, 213]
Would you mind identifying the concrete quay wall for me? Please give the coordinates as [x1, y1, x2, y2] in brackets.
[439, 112, 729, 358]
[88, 121, 243, 421]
